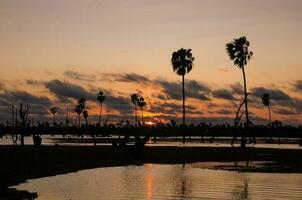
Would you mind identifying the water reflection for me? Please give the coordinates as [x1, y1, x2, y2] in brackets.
[145, 164, 154, 200]
[232, 174, 249, 200]
[14, 164, 302, 200]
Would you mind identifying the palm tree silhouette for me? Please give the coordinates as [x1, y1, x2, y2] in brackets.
[74, 98, 86, 127]
[262, 93, 272, 126]
[97, 91, 105, 127]
[131, 93, 139, 126]
[74, 105, 83, 127]
[226, 36, 253, 148]
[83, 110, 88, 126]
[137, 96, 146, 125]
[50, 106, 57, 126]
[171, 48, 194, 143]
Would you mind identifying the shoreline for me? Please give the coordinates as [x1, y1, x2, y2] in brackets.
[1, 145, 302, 189]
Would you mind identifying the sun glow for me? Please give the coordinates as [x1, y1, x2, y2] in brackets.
[145, 121, 154, 126]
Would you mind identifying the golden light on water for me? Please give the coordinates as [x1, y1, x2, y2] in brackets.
[145, 164, 154, 200]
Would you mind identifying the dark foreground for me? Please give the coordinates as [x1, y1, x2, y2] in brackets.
[1, 145, 302, 199]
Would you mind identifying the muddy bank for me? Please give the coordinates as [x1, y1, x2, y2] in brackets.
[1, 145, 302, 189]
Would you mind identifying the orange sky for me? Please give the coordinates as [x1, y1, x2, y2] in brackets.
[0, 0, 301, 125]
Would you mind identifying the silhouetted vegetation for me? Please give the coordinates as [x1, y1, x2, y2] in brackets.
[97, 91, 105, 127]
[171, 48, 194, 143]
[226, 36, 253, 148]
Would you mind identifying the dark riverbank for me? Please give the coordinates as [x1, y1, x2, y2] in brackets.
[1, 145, 302, 189]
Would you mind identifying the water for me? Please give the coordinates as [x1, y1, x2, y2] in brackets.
[1, 135, 301, 149]
[14, 164, 302, 200]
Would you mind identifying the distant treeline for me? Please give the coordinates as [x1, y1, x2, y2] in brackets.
[0, 122, 301, 139]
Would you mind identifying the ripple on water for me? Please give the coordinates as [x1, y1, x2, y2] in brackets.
[13, 164, 302, 200]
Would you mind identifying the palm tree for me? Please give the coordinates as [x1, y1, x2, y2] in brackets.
[137, 96, 146, 125]
[226, 36, 253, 148]
[74, 105, 83, 127]
[97, 91, 106, 126]
[130, 93, 139, 126]
[74, 98, 86, 128]
[78, 98, 86, 108]
[83, 110, 88, 126]
[171, 48, 194, 143]
[50, 106, 57, 126]
[262, 93, 272, 126]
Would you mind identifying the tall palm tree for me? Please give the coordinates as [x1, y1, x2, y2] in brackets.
[83, 110, 88, 126]
[97, 91, 106, 126]
[75, 98, 85, 128]
[262, 93, 272, 126]
[50, 106, 57, 126]
[78, 98, 86, 108]
[131, 93, 139, 126]
[171, 48, 194, 143]
[137, 96, 146, 125]
[226, 36, 253, 148]
[74, 105, 83, 127]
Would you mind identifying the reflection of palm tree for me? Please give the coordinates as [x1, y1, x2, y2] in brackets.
[50, 106, 57, 126]
[97, 91, 105, 126]
[226, 36, 253, 148]
[262, 93, 272, 126]
[137, 96, 146, 125]
[131, 93, 139, 126]
[171, 48, 194, 143]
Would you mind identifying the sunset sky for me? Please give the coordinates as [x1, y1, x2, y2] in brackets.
[0, 0, 301, 125]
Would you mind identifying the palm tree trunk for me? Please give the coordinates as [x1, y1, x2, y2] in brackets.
[268, 104, 273, 140]
[78, 115, 81, 128]
[182, 74, 186, 144]
[241, 66, 249, 148]
[141, 108, 144, 125]
[53, 114, 55, 126]
[268, 104, 272, 125]
[98, 103, 103, 127]
[134, 105, 137, 126]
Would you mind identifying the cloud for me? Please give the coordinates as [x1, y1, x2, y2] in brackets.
[0, 91, 53, 118]
[293, 80, 302, 92]
[45, 79, 132, 114]
[155, 79, 211, 101]
[0, 91, 52, 106]
[115, 73, 150, 83]
[0, 82, 5, 91]
[230, 82, 243, 95]
[217, 109, 233, 115]
[101, 73, 151, 84]
[45, 79, 94, 101]
[105, 93, 131, 114]
[251, 87, 291, 101]
[26, 79, 45, 86]
[64, 70, 96, 82]
[212, 89, 236, 100]
[274, 108, 296, 115]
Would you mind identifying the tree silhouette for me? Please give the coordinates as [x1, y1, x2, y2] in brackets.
[50, 106, 58, 126]
[226, 36, 253, 148]
[262, 93, 272, 126]
[137, 96, 146, 125]
[19, 103, 29, 146]
[131, 93, 139, 126]
[171, 48, 194, 143]
[97, 91, 105, 127]
[83, 110, 88, 126]
[74, 98, 86, 128]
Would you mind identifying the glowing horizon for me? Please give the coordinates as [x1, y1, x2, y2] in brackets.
[0, 0, 301, 125]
